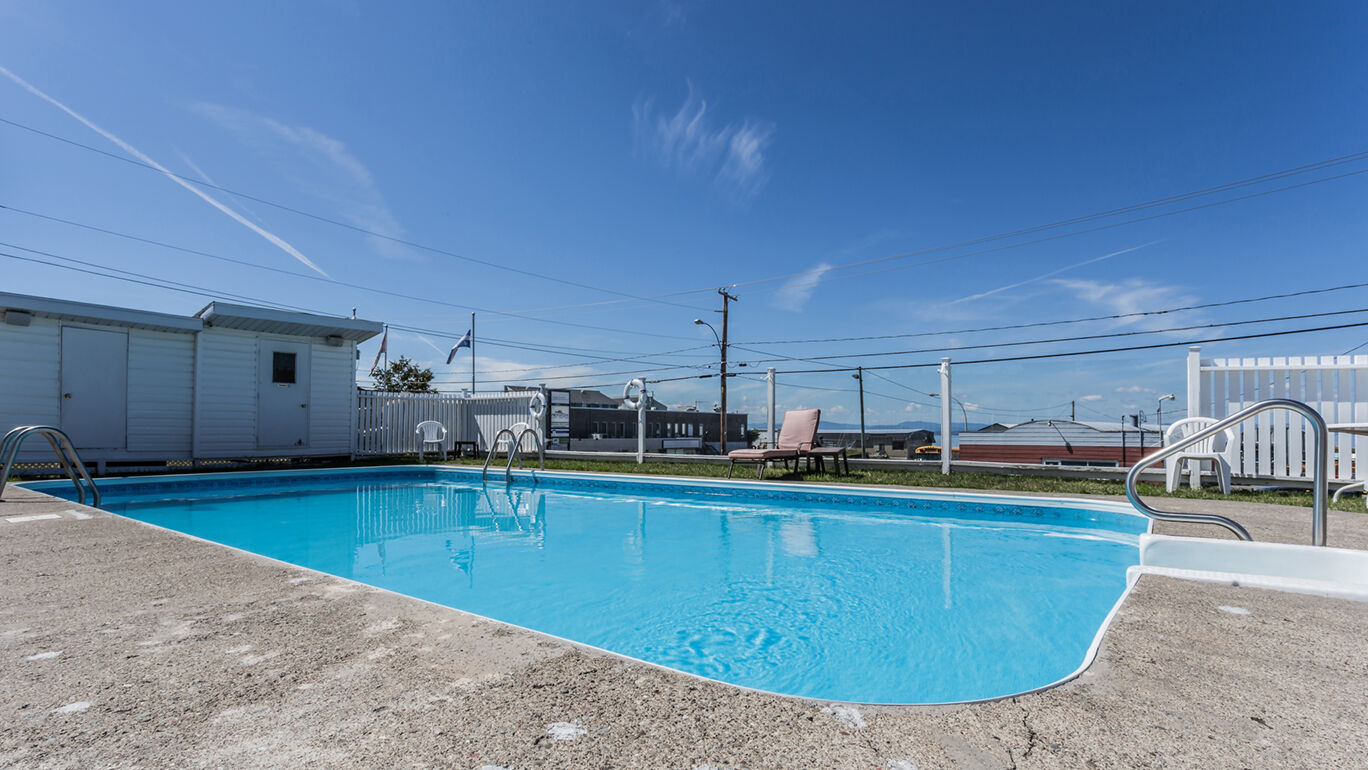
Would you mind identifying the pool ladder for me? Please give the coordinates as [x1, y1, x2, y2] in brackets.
[1124, 399, 1329, 546]
[481, 424, 544, 484]
[0, 425, 102, 506]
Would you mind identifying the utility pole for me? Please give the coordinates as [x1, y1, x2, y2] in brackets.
[718, 288, 737, 453]
[1121, 414, 1127, 466]
[1071, 400, 1075, 421]
[766, 367, 776, 449]
[853, 367, 866, 458]
[470, 312, 476, 395]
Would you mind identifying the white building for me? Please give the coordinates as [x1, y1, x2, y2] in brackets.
[0, 292, 382, 470]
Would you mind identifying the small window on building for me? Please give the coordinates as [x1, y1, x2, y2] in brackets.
[892, 441, 905, 451]
[272, 352, 297, 384]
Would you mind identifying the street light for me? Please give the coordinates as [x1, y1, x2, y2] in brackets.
[694, 318, 727, 452]
[929, 393, 970, 433]
[1157, 393, 1176, 444]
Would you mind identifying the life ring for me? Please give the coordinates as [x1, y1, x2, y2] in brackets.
[527, 390, 546, 418]
[622, 378, 646, 410]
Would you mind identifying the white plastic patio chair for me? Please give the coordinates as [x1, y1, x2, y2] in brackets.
[1164, 417, 1234, 494]
[415, 420, 448, 462]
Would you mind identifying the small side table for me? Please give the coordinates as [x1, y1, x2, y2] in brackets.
[451, 440, 479, 458]
[805, 446, 849, 475]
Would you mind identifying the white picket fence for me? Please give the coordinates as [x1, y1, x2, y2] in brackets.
[356, 390, 538, 456]
[1187, 347, 1368, 482]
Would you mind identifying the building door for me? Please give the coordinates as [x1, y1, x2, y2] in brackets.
[60, 326, 128, 449]
[256, 341, 310, 448]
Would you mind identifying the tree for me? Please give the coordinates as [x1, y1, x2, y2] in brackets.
[372, 357, 436, 393]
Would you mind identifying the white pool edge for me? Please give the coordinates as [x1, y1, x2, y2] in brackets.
[1132, 534, 1368, 603]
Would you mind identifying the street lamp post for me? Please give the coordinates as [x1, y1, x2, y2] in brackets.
[694, 290, 738, 453]
[929, 393, 970, 433]
[1157, 393, 1176, 445]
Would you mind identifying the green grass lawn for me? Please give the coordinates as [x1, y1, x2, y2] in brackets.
[12, 452, 1362, 514]
[433, 455, 1367, 513]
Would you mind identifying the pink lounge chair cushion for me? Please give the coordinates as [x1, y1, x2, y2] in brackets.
[774, 408, 821, 451]
[728, 448, 798, 461]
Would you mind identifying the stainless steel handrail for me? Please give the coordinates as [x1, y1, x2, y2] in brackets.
[481, 428, 518, 481]
[1124, 399, 1328, 546]
[481, 426, 545, 483]
[0, 425, 102, 507]
[504, 426, 545, 482]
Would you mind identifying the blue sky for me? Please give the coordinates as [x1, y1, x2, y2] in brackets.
[2, 0, 1366, 427]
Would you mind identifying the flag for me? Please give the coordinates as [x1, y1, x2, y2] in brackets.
[369, 327, 388, 375]
[446, 329, 472, 364]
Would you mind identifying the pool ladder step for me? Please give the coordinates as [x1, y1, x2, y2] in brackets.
[0, 425, 101, 506]
[481, 424, 544, 484]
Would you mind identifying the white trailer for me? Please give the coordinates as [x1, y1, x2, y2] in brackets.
[0, 292, 382, 470]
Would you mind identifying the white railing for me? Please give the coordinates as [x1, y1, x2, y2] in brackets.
[1187, 347, 1368, 482]
[356, 390, 536, 456]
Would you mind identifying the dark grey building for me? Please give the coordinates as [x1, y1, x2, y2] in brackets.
[514, 387, 748, 453]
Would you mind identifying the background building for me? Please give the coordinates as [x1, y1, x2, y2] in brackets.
[957, 419, 1162, 467]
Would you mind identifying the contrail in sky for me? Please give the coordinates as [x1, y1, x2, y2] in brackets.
[0, 66, 328, 277]
[947, 242, 1157, 304]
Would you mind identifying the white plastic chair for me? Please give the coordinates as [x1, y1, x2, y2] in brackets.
[1164, 417, 1234, 494]
[415, 420, 448, 462]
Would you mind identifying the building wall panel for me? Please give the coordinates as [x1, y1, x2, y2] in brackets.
[127, 329, 195, 453]
[0, 317, 60, 460]
[193, 329, 259, 456]
[309, 341, 354, 454]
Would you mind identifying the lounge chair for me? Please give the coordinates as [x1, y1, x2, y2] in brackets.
[727, 408, 820, 479]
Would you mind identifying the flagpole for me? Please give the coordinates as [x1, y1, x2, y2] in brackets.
[470, 312, 476, 395]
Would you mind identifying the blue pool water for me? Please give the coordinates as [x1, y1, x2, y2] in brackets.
[35, 468, 1147, 704]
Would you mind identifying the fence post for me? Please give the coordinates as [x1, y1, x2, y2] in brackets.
[766, 367, 776, 449]
[1186, 346, 1203, 418]
[939, 357, 952, 476]
[637, 380, 647, 464]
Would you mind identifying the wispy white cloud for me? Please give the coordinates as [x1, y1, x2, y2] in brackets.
[1080, 394, 1105, 401]
[1051, 277, 1211, 333]
[948, 243, 1156, 305]
[773, 262, 833, 312]
[633, 82, 774, 200]
[1115, 385, 1156, 393]
[192, 103, 411, 260]
[0, 66, 328, 277]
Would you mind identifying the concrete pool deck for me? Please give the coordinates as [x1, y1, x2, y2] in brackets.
[1, 482, 1365, 768]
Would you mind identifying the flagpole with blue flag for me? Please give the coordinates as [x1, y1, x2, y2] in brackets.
[446, 314, 474, 394]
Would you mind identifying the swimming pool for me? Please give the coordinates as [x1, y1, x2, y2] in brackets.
[26, 466, 1148, 704]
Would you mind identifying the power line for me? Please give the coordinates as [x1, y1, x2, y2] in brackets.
[729, 307, 1368, 365]
[10, 114, 1368, 317]
[569, 148, 1368, 308]
[0, 208, 699, 340]
[729, 171, 1368, 300]
[766, 320, 1368, 375]
[0, 247, 716, 376]
[733, 280, 1368, 345]
[0, 116, 710, 313]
